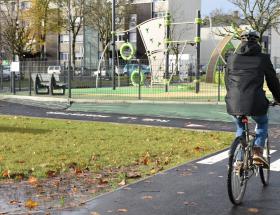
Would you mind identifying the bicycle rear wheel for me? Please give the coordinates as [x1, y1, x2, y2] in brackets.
[227, 137, 247, 205]
[260, 137, 270, 186]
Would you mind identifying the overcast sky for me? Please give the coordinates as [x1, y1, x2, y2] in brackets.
[201, 0, 236, 16]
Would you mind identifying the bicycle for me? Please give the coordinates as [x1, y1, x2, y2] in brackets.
[227, 102, 277, 205]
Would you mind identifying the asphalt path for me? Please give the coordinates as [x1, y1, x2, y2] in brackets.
[1, 100, 280, 215]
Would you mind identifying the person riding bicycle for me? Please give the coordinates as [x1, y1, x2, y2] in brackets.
[225, 29, 280, 168]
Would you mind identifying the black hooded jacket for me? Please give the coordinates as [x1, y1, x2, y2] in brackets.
[225, 41, 280, 116]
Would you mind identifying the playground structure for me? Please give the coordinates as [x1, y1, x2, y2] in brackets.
[206, 35, 235, 83]
[97, 10, 202, 93]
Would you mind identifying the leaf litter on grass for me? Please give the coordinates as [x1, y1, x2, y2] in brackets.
[0, 115, 233, 212]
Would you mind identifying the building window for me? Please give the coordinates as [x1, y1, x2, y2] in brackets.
[75, 52, 83, 60]
[76, 35, 83, 43]
[60, 52, 68, 60]
[116, 33, 125, 42]
[20, 1, 31, 10]
[60, 35, 69, 43]
[153, 11, 166, 18]
[129, 32, 137, 43]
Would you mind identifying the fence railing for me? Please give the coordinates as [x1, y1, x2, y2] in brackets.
[0, 59, 271, 103]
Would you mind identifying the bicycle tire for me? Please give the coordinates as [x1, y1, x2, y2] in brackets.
[227, 137, 247, 205]
[260, 137, 270, 186]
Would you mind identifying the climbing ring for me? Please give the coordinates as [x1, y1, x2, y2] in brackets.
[131, 69, 145, 86]
[120, 42, 136, 61]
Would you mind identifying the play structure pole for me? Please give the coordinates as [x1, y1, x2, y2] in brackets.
[68, 0, 72, 99]
[165, 13, 171, 92]
[195, 10, 201, 93]
[112, 0, 116, 90]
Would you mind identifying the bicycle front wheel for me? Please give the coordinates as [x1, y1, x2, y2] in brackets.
[227, 137, 247, 205]
[260, 137, 270, 186]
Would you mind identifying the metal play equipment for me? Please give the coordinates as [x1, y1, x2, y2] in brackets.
[97, 10, 202, 92]
[206, 35, 235, 83]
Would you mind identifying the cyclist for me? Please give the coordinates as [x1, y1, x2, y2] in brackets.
[225, 30, 280, 168]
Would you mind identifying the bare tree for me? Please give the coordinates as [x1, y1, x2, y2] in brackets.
[0, 0, 34, 60]
[218, 0, 280, 42]
[85, 0, 131, 64]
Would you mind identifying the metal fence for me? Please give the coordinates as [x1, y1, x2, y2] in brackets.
[0, 59, 270, 103]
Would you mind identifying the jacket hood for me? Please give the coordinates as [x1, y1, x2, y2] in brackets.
[236, 41, 262, 56]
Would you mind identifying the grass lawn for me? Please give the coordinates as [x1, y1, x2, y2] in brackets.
[0, 115, 234, 188]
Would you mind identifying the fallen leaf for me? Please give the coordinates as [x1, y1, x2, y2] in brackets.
[118, 179, 126, 186]
[25, 199, 38, 209]
[150, 169, 157, 174]
[126, 172, 141, 179]
[194, 146, 204, 152]
[2, 170, 10, 178]
[117, 208, 128, 213]
[28, 176, 38, 185]
[10, 200, 20, 205]
[91, 212, 100, 215]
[248, 208, 259, 213]
[177, 192, 185, 195]
[141, 195, 153, 200]
[143, 152, 150, 165]
[46, 170, 57, 178]
[75, 168, 83, 175]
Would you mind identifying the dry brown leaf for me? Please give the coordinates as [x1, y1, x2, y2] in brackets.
[248, 208, 259, 213]
[25, 199, 39, 209]
[46, 170, 57, 178]
[150, 169, 157, 174]
[126, 172, 141, 179]
[75, 168, 83, 175]
[2, 170, 10, 178]
[194, 146, 204, 152]
[117, 208, 128, 213]
[10, 200, 20, 205]
[141, 195, 153, 200]
[118, 179, 126, 186]
[28, 176, 38, 185]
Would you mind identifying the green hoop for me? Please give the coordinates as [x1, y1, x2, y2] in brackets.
[120, 42, 136, 61]
[131, 69, 145, 86]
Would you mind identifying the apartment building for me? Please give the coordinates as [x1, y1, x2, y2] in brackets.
[0, 0, 99, 70]
[116, 0, 201, 59]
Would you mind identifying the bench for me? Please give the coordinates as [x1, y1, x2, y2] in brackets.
[31, 73, 50, 95]
[31, 73, 66, 95]
[50, 74, 66, 95]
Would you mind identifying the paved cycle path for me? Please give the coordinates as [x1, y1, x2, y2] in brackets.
[1, 100, 280, 215]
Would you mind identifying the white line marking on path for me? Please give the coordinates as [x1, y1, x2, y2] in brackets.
[197, 150, 229, 165]
[142, 118, 170, 123]
[47, 112, 111, 118]
[186, 124, 205, 128]
[197, 150, 277, 165]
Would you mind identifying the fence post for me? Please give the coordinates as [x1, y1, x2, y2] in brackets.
[195, 10, 201, 93]
[218, 65, 221, 102]
[11, 71, 16, 95]
[29, 62, 32, 96]
[18, 62, 21, 91]
[138, 59, 141, 100]
[0, 65, 3, 90]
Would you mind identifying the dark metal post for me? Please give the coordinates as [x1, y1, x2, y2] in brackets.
[0, 65, 3, 90]
[29, 62, 32, 95]
[138, 60, 141, 100]
[11, 71, 16, 94]
[195, 10, 201, 93]
[112, 0, 116, 90]
[165, 12, 171, 92]
[68, 0, 72, 99]
[18, 62, 21, 91]
[218, 65, 221, 102]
